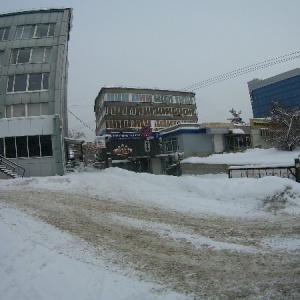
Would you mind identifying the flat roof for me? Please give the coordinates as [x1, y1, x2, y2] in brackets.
[247, 68, 300, 92]
[0, 7, 72, 17]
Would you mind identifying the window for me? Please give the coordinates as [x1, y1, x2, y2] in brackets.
[2, 135, 52, 158]
[32, 47, 51, 63]
[12, 104, 25, 117]
[27, 103, 40, 116]
[28, 135, 41, 157]
[0, 51, 4, 65]
[0, 27, 9, 41]
[0, 138, 4, 156]
[16, 136, 28, 157]
[5, 137, 16, 158]
[15, 25, 33, 39]
[40, 135, 53, 156]
[5, 106, 11, 118]
[14, 74, 27, 92]
[15, 24, 55, 39]
[165, 138, 179, 152]
[5, 103, 49, 118]
[10, 47, 51, 64]
[7, 73, 49, 92]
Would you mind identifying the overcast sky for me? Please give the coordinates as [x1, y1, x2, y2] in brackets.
[3, 0, 300, 141]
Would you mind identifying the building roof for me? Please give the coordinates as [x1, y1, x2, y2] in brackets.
[94, 86, 195, 105]
[247, 68, 300, 92]
[0, 7, 72, 17]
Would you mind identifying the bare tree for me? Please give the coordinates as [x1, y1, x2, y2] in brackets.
[68, 130, 85, 139]
[268, 101, 300, 151]
[228, 108, 245, 125]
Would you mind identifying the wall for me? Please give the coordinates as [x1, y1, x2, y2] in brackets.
[181, 163, 229, 175]
[179, 134, 214, 158]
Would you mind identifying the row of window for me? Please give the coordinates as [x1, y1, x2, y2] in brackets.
[5, 103, 49, 118]
[105, 119, 188, 129]
[0, 24, 55, 42]
[105, 93, 195, 105]
[0, 47, 52, 67]
[7, 73, 49, 92]
[11, 47, 51, 64]
[0, 135, 53, 158]
[104, 106, 196, 117]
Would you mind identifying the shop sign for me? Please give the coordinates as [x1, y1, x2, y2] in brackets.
[113, 144, 133, 156]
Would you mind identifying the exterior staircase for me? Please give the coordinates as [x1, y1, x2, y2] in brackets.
[0, 155, 25, 179]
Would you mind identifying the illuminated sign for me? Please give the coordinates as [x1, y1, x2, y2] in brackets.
[113, 144, 133, 156]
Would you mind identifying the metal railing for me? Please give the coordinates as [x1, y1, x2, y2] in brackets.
[228, 165, 296, 181]
[0, 155, 25, 178]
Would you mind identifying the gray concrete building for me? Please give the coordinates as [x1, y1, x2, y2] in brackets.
[0, 8, 72, 178]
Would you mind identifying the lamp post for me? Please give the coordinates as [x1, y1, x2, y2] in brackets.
[295, 156, 300, 183]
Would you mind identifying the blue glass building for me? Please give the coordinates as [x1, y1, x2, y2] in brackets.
[248, 68, 300, 118]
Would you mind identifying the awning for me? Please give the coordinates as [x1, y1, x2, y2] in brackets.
[64, 137, 85, 144]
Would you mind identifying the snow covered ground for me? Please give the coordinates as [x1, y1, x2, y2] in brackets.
[0, 148, 300, 299]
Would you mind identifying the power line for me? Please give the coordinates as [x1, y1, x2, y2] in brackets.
[181, 50, 300, 92]
[67, 108, 95, 132]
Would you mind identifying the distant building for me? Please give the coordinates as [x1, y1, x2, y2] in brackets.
[159, 122, 251, 158]
[93, 87, 198, 174]
[248, 68, 300, 118]
[0, 8, 73, 178]
[94, 87, 198, 135]
[249, 118, 273, 149]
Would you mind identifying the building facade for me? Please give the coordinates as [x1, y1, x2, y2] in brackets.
[94, 87, 198, 135]
[249, 118, 273, 149]
[159, 122, 251, 158]
[0, 8, 72, 177]
[248, 68, 300, 118]
[94, 87, 198, 174]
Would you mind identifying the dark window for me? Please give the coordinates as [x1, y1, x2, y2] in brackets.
[28, 135, 40, 157]
[7, 77, 14, 92]
[5, 137, 16, 158]
[14, 74, 27, 92]
[28, 73, 42, 91]
[48, 24, 55, 36]
[17, 48, 31, 63]
[35, 24, 48, 37]
[10, 50, 18, 64]
[0, 51, 4, 66]
[42, 73, 49, 89]
[0, 27, 9, 41]
[7, 73, 49, 92]
[40, 135, 53, 156]
[0, 138, 4, 156]
[171, 138, 179, 151]
[44, 48, 51, 62]
[16, 136, 28, 157]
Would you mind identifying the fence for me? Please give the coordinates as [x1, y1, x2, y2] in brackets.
[228, 165, 296, 181]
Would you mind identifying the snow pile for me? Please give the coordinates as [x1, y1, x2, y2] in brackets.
[182, 148, 300, 165]
[1, 166, 300, 217]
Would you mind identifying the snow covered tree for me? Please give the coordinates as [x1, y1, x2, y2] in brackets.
[268, 101, 300, 151]
[68, 130, 85, 139]
[227, 108, 245, 125]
